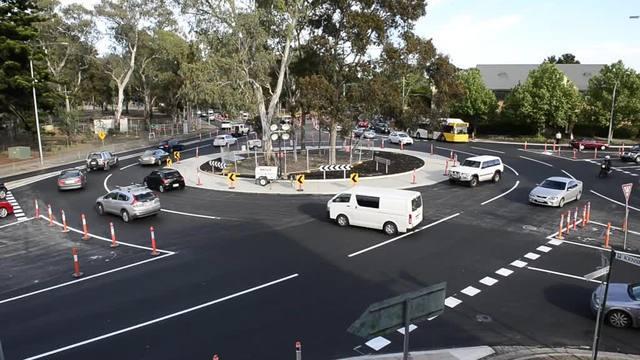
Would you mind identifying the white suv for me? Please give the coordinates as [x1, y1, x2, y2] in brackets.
[448, 155, 503, 187]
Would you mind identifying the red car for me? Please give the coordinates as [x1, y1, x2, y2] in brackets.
[0, 201, 14, 218]
[570, 138, 609, 151]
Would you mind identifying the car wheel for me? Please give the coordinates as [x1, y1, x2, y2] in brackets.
[579, 144, 585, 151]
[105, 163, 110, 171]
[0, 208, 8, 218]
[492, 171, 501, 183]
[383, 221, 397, 236]
[158, 185, 164, 193]
[607, 310, 632, 328]
[121, 210, 130, 223]
[96, 203, 105, 215]
[0, 189, 5, 200]
[469, 176, 478, 188]
[576, 191, 582, 201]
[558, 198, 565, 208]
[635, 156, 640, 164]
[336, 214, 349, 227]
[258, 177, 268, 186]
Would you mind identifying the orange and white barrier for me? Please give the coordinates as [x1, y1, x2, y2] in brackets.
[587, 202, 591, 223]
[197, 169, 203, 186]
[582, 205, 587, 227]
[558, 213, 565, 240]
[524, 141, 528, 150]
[34, 200, 39, 217]
[47, 204, 53, 226]
[594, 147, 598, 160]
[72, 247, 83, 278]
[400, 142, 404, 150]
[61, 210, 69, 233]
[81, 213, 89, 240]
[573, 208, 578, 230]
[150, 226, 159, 256]
[411, 169, 416, 184]
[110, 222, 119, 248]
[443, 160, 449, 176]
[604, 222, 611, 248]
[566, 211, 571, 234]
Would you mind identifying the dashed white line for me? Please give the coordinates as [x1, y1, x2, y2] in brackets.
[396, 324, 418, 335]
[444, 296, 462, 308]
[589, 190, 640, 212]
[511, 260, 528, 268]
[561, 170, 575, 179]
[481, 180, 520, 206]
[461, 286, 481, 296]
[495, 268, 514, 277]
[547, 239, 563, 246]
[519, 156, 554, 167]
[524, 252, 540, 260]
[479, 277, 498, 286]
[526, 266, 601, 284]
[347, 213, 461, 257]
[365, 337, 391, 351]
[23, 273, 299, 360]
[470, 146, 505, 154]
[537, 245, 552, 253]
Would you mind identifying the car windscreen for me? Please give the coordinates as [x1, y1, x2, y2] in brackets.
[162, 171, 181, 179]
[88, 153, 101, 159]
[462, 160, 481, 168]
[134, 192, 156, 202]
[60, 171, 81, 178]
[215, 136, 225, 139]
[412, 195, 422, 211]
[540, 180, 566, 190]
[142, 150, 154, 156]
[632, 145, 640, 151]
[398, 133, 407, 137]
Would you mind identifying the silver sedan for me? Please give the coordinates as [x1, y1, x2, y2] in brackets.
[528, 176, 582, 208]
[591, 282, 640, 328]
[139, 149, 169, 166]
[57, 169, 86, 190]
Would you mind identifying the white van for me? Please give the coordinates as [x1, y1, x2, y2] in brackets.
[327, 187, 423, 235]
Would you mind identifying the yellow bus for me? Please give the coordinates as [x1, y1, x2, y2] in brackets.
[440, 118, 469, 143]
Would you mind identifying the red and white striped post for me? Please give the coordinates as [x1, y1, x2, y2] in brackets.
[110, 222, 119, 248]
[552, 143, 556, 153]
[557, 213, 565, 240]
[430, 143, 434, 155]
[450, 150, 454, 160]
[81, 213, 90, 240]
[582, 205, 587, 227]
[524, 141, 527, 151]
[295, 341, 302, 360]
[604, 222, 611, 248]
[212, 355, 219, 360]
[150, 226, 159, 256]
[61, 210, 69, 233]
[566, 211, 571, 234]
[34, 200, 40, 217]
[71, 247, 83, 278]
[544, 142, 548, 153]
[594, 147, 598, 160]
[573, 208, 578, 230]
[197, 169, 203, 186]
[47, 204, 53, 226]
[381, 139, 385, 148]
[443, 160, 449, 176]
[411, 169, 416, 184]
[572, 149, 577, 160]
[196, 146, 199, 158]
[400, 142, 404, 150]
[587, 201, 591, 223]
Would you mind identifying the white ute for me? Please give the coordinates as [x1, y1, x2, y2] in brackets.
[448, 155, 503, 187]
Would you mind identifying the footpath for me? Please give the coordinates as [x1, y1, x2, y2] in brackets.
[173, 147, 451, 195]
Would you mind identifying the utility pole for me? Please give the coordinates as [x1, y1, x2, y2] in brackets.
[607, 81, 618, 145]
[402, 76, 406, 110]
[30, 59, 44, 166]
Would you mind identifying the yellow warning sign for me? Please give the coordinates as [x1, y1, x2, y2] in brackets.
[296, 174, 305, 185]
[350, 173, 359, 184]
[227, 172, 237, 182]
[98, 131, 106, 141]
[166, 158, 173, 168]
[173, 151, 181, 161]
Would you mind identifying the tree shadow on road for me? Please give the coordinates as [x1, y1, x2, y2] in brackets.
[543, 283, 595, 320]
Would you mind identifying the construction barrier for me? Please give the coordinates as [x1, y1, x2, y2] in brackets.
[524, 141, 527, 151]
[295, 341, 302, 360]
[213, 355, 219, 360]
[604, 222, 611, 248]
[150, 226, 159, 256]
[61, 210, 69, 233]
[587, 202, 591, 223]
[47, 204, 53, 226]
[443, 160, 449, 176]
[582, 205, 587, 227]
[72, 247, 83, 278]
[196, 169, 203, 186]
[572, 149, 577, 160]
[558, 213, 565, 240]
[110, 222, 119, 248]
[594, 147, 598, 160]
[34, 200, 39, 217]
[400, 142, 404, 151]
[411, 169, 416, 184]
[81, 213, 90, 240]
[573, 208, 578, 230]
[566, 211, 571, 234]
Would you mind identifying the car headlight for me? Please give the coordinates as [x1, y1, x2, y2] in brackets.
[548, 196, 558, 200]
[460, 173, 471, 179]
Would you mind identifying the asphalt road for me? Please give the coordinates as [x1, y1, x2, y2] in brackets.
[1, 134, 639, 360]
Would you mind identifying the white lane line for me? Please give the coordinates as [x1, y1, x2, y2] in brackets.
[396, 324, 418, 335]
[519, 156, 554, 167]
[444, 296, 462, 308]
[537, 245, 552, 253]
[460, 286, 481, 296]
[481, 180, 520, 206]
[584, 266, 610, 280]
[590, 190, 640, 212]
[547, 239, 563, 246]
[23, 273, 299, 360]
[103, 174, 112, 192]
[0, 253, 174, 305]
[561, 170, 575, 180]
[511, 260, 528, 268]
[119, 163, 138, 171]
[495, 268, 513, 277]
[524, 252, 540, 260]
[435, 146, 477, 157]
[526, 266, 601, 284]
[590, 220, 640, 236]
[347, 213, 461, 258]
[470, 146, 505, 154]
[160, 208, 230, 221]
[38, 215, 174, 254]
[0, 217, 34, 229]
[615, 165, 640, 169]
[504, 164, 519, 176]
[365, 336, 391, 351]
[479, 277, 498, 286]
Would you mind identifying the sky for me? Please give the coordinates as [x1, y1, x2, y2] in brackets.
[61, 0, 640, 70]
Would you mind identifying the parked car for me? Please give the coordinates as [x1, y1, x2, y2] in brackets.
[327, 187, 423, 236]
[352, 127, 366, 137]
[0, 200, 13, 218]
[448, 155, 503, 187]
[374, 123, 390, 134]
[388, 131, 414, 145]
[0, 182, 7, 200]
[57, 169, 86, 191]
[363, 130, 376, 139]
[213, 134, 238, 146]
[86, 151, 118, 171]
[591, 282, 640, 328]
[158, 139, 185, 154]
[528, 177, 582, 208]
[247, 139, 262, 150]
[570, 138, 609, 151]
[143, 168, 185, 193]
[621, 144, 640, 163]
[139, 149, 170, 166]
[95, 184, 161, 223]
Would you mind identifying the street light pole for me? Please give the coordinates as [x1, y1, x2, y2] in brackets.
[607, 81, 618, 145]
[29, 59, 44, 166]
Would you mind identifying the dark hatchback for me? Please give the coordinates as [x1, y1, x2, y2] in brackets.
[143, 169, 185, 193]
[158, 139, 185, 154]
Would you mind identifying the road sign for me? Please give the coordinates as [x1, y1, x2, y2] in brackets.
[98, 131, 106, 141]
[319, 164, 352, 172]
[296, 174, 305, 185]
[166, 158, 172, 167]
[209, 160, 228, 170]
[622, 183, 633, 203]
[350, 173, 359, 184]
[616, 252, 640, 267]
[227, 172, 237, 182]
[174, 151, 181, 161]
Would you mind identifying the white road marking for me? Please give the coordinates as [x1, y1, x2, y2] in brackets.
[584, 266, 610, 280]
[103, 174, 112, 192]
[435, 146, 477, 157]
[347, 213, 461, 257]
[396, 324, 418, 335]
[561, 170, 575, 180]
[23, 273, 299, 360]
[39, 214, 174, 254]
[526, 266, 601, 284]
[590, 220, 640, 236]
[511, 260, 528, 268]
[160, 208, 228, 220]
[495, 268, 513, 277]
[547, 239, 563, 246]
[589, 190, 640, 212]
[470, 146, 505, 154]
[461, 286, 481, 296]
[519, 156, 554, 167]
[444, 296, 462, 308]
[0, 253, 174, 305]
[537, 246, 552, 253]
[504, 164, 519, 176]
[614, 165, 640, 169]
[524, 252, 540, 260]
[119, 163, 138, 170]
[481, 180, 520, 206]
[0, 217, 34, 229]
[365, 337, 391, 351]
[479, 277, 498, 286]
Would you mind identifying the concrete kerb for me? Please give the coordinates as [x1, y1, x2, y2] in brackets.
[174, 147, 450, 195]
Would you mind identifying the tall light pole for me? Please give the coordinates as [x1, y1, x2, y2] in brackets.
[607, 80, 618, 145]
[29, 58, 44, 166]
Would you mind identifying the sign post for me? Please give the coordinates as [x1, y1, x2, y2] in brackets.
[98, 131, 106, 147]
[621, 183, 633, 250]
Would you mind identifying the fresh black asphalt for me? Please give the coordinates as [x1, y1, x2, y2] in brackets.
[1, 136, 639, 359]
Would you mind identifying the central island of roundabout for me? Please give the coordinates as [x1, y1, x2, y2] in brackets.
[173, 146, 451, 194]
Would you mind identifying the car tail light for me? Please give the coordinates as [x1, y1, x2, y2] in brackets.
[409, 214, 413, 225]
[58, 179, 65, 185]
[161, 179, 168, 184]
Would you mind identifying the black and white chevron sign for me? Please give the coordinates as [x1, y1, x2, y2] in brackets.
[208, 160, 228, 169]
[319, 164, 352, 171]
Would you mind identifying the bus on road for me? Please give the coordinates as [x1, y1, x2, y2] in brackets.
[411, 118, 469, 143]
